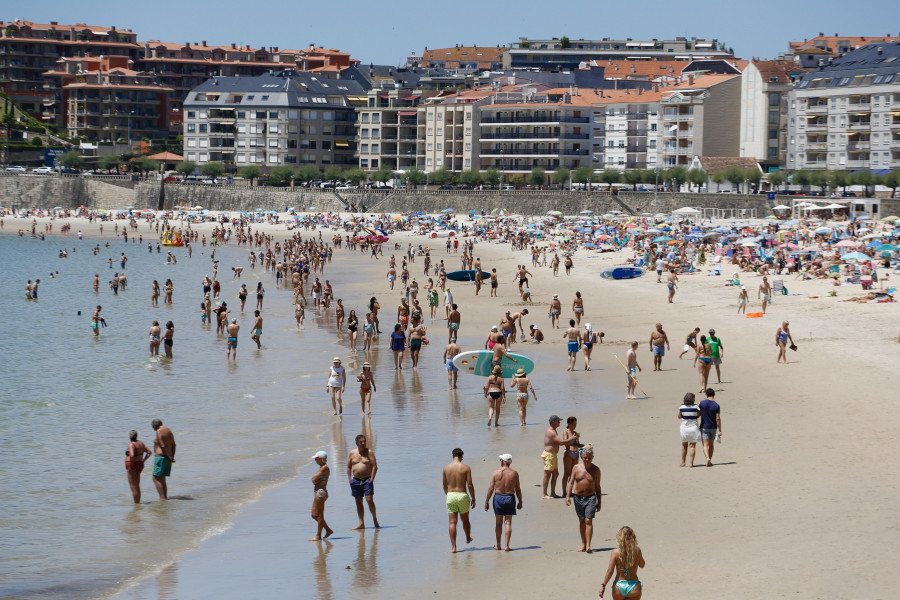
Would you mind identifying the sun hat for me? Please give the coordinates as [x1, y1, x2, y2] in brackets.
[491, 325, 499, 331]
[515, 368, 526, 376]
[492, 365, 502, 374]
[363, 362, 371, 367]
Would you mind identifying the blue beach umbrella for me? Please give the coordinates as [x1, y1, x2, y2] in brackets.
[653, 236, 673, 243]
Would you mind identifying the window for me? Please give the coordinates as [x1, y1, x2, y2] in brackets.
[436, 158, 442, 166]
[187, 139, 197, 147]
[361, 114, 370, 123]
[436, 129, 442, 136]
[427, 113, 433, 121]
[187, 111, 196, 119]
[238, 111, 246, 119]
[269, 111, 278, 119]
[269, 139, 278, 148]
[269, 125, 279, 133]
[465, 127, 471, 136]
[187, 152, 196, 161]
[372, 114, 379, 123]
[465, 143, 471, 151]
[361, 144, 369, 153]
[768, 110, 779, 125]
[322, 141, 331, 150]
[199, 124, 207, 133]
[199, 139, 208, 148]
[361, 129, 369, 138]
[427, 128, 433, 136]
[371, 159, 378, 168]
[187, 123, 196, 133]
[464, 158, 471, 167]
[768, 129, 778, 140]
[371, 144, 378, 152]
[437, 143, 442, 151]
[769, 93, 780, 106]
[426, 158, 433, 166]
[427, 143, 433, 151]
[256, 111, 266, 119]
[466, 112, 472, 120]
[237, 154, 246, 163]
[361, 158, 368, 167]
[371, 128, 379, 137]
[288, 111, 297, 119]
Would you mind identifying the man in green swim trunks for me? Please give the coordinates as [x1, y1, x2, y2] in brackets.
[151, 419, 176, 501]
[442, 447, 475, 553]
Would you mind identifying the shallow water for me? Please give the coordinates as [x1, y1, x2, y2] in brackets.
[1, 229, 623, 599]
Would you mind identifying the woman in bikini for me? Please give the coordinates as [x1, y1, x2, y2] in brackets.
[572, 291, 585, 326]
[309, 450, 334, 541]
[696, 335, 712, 393]
[347, 309, 358, 351]
[581, 323, 599, 371]
[483, 365, 506, 427]
[124, 430, 152, 504]
[600, 525, 645, 599]
[363, 313, 375, 351]
[335, 299, 345, 330]
[357, 362, 376, 414]
[151, 280, 160, 305]
[149, 321, 161, 357]
[163, 279, 173, 304]
[369, 297, 381, 333]
[256, 282, 265, 310]
[561, 416, 583, 493]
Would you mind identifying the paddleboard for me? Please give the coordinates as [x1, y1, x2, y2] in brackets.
[600, 266, 644, 280]
[452, 350, 535, 378]
[446, 270, 490, 282]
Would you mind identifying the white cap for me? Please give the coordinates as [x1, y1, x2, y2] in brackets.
[312, 450, 327, 460]
[499, 453, 512, 463]
[585, 322, 592, 329]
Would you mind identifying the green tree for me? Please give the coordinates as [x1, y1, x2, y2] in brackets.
[58, 151, 83, 170]
[459, 169, 482, 187]
[136, 157, 159, 175]
[482, 169, 502, 186]
[200, 161, 225, 179]
[687, 168, 707, 192]
[100, 155, 120, 173]
[723, 166, 746, 192]
[852, 170, 875, 197]
[509, 174, 523, 188]
[882, 169, 900, 196]
[371, 167, 392, 185]
[239, 165, 261, 185]
[559, 36, 571, 49]
[791, 170, 811, 191]
[711, 170, 726, 192]
[527, 167, 546, 187]
[665, 166, 689, 191]
[808, 170, 829, 193]
[345, 167, 367, 186]
[30, 136, 43, 147]
[598, 169, 622, 189]
[402, 168, 427, 188]
[572, 165, 594, 187]
[428, 168, 452, 186]
[268, 166, 295, 186]
[323, 165, 343, 184]
[744, 167, 762, 192]
[831, 170, 851, 193]
[295, 164, 322, 184]
[175, 160, 196, 177]
[767, 170, 785, 190]
[551, 167, 570, 187]
[623, 169, 644, 191]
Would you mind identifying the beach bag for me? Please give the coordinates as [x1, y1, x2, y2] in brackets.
[789, 343, 798, 351]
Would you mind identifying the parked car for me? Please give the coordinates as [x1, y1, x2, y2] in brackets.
[60, 168, 80, 174]
[201, 178, 220, 185]
[31, 166, 54, 174]
[5, 166, 26, 172]
[163, 176, 180, 183]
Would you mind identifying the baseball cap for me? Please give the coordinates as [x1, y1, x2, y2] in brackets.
[709, 328, 715, 334]
[491, 325, 499, 331]
[499, 453, 512, 463]
[312, 450, 327, 460]
[549, 414, 561, 423]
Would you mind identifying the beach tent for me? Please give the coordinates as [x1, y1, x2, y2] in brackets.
[841, 252, 870, 261]
[771, 204, 791, 210]
[672, 207, 701, 215]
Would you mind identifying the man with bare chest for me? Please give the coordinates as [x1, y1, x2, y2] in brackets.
[649, 323, 670, 371]
[565, 445, 601, 553]
[443, 447, 476, 553]
[348, 434, 380, 529]
[483, 454, 522, 551]
[563, 319, 580, 371]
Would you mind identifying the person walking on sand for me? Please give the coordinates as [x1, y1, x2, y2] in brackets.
[151, 419, 176, 501]
[326, 357, 346, 415]
[649, 323, 669, 371]
[447, 303, 460, 343]
[563, 319, 580, 371]
[542, 415, 577, 499]
[599, 526, 645, 599]
[696, 335, 712, 392]
[679, 327, 700, 364]
[443, 338, 461, 390]
[699, 388, 722, 467]
[510, 368, 536, 426]
[484, 453, 522, 552]
[707, 328, 724, 383]
[581, 323, 600, 371]
[309, 450, 334, 541]
[758, 276, 772, 314]
[561, 416, 584, 492]
[776, 320, 794, 364]
[124, 429, 152, 503]
[737, 285, 748, 314]
[626, 341, 642, 399]
[678, 393, 701, 467]
[564, 444, 600, 553]
[443, 447, 476, 554]
[572, 291, 585, 326]
[483, 365, 506, 427]
[549, 294, 562, 329]
[666, 268, 678, 303]
[348, 434, 380, 529]
[357, 362, 376, 414]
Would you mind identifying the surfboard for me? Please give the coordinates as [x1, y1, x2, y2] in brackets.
[600, 266, 644, 280]
[452, 350, 535, 378]
[446, 270, 490, 282]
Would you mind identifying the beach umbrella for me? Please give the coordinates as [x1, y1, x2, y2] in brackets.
[741, 241, 759, 247]
[854, 215, 871, 220]
[877, 243, 896, 252]
[193, 206, 204, 210]
[841, 252, 870, 262]
[814, 226, 833, 235]
[580, 210, 593, 215]
[666, 240, 680, 246]
[879, 215, 899, 222]
[835, 240, 858, 248]
[441, 208, 455, 213]
[547, 210, 562, 216]
[582, 243, 598, 248]
[53, 206, 62, 210]
[653, 236, 673, 243]
[308, 206, 318, 211]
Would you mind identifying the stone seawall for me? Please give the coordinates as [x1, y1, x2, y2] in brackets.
[1, 173, 777, 217]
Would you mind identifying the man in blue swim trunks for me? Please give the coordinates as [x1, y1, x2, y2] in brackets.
[563, 319, 581, 371]
[484, 453, 523, 552]
[649, 323, 669, 371]
[443, 339, 461, 390]
[348, 434, 380, 529]
[226, 318, 240, 360]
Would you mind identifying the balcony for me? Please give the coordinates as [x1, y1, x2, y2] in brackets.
[805, 121, 827, 131]
[478, 132, 589, 140]
[805, 142, 828, 150]
[805, 104, 828, 114]
[848, 121, 871, 130]
[846, 159, 871, 168]
[663, 113, 694, 121]
[627, 112, 648, 120]
[846, 142, 870, 151]
[481, 116, 590, 124]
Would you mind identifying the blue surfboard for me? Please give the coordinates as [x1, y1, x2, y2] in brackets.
[600, 266, 644, 280]
[446, 270, 490, 282]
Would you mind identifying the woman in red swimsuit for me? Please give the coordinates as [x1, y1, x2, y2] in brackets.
[125, 430, 152, 503]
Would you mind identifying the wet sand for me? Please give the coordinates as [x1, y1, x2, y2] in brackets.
[11, 214, 900, 599]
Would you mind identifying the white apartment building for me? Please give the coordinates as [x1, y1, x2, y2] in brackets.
[787, 42, 900, 172]
[739, 60, 800, 171]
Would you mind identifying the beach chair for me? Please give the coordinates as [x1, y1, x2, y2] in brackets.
[773, 279, 785, 296]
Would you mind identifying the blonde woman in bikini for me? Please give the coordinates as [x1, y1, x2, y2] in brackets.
[600, 525, 645, 599]
[309, 450, 333, 541]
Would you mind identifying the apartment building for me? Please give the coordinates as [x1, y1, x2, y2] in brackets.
[182, 70, 366, 170]
[420, 46, 504, 71]
[659, 74, 742, 167]
[504, 37, 731, 70]
[739, 60, 801, 170]
[357, 88, 426, 171]
[787, 42, 900, 172]
[789, 33, 900, 60]
[0, 20, 138, 116]
[421, 87, 499, 172]
[41, 54, 171, 140]
[589, 89, 664, 170]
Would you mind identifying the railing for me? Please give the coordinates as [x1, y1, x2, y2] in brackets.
[479, 132, 590, 140]
[480, 148, 589, 156]
[846, 142, 870, 150]
[805, 104, 828, 113]
[481, 116, 590, 124]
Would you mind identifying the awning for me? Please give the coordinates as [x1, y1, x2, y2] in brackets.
[399, 111, 418, 116]
[378, 94, 390, 99]
[403, 94, 421, 100]
[335, 140, 349, 147]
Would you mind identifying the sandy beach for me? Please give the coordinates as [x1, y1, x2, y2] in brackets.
[5, 211, 899, 599]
